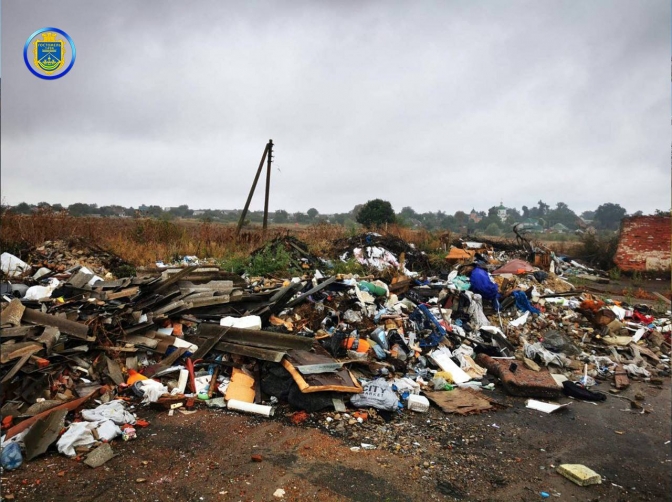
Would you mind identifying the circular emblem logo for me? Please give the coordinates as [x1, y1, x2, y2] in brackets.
[24, 27, 76, 80]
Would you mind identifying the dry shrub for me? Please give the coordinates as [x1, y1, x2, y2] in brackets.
[2, 212, 452, 268]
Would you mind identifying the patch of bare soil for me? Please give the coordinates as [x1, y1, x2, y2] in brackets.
[3, 380, 670, 502]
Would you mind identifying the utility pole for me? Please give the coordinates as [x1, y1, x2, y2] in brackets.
[236, 140, 273, 236]
[262, 139, 273, 234]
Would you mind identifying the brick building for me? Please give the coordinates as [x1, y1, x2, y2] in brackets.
[614, 215, 671, 273]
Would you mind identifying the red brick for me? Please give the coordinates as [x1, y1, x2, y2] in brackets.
[614, 216, 671, 272]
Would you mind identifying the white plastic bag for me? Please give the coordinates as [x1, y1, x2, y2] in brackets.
[24, 278, 61, 300]
[81, 400, 136, 425]
[0, 253, 31, 278]
[57, 422, 97, 457]
[350, 379, 399, 411]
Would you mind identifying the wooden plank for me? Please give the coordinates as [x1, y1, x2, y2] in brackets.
[282, 358, 361, 394]
[214, 341, 285, 362]
[282, 346, 362, 394]
[152, 300, 186, 316]
[106, 287, 139, 300]
[1, 299, 25, 327]
[143, 347, 188, 377]
[199, 323, 313, 351]
[123, 335, 159, 348]
[1, 342, 43, 364]
[0, 326, 41, 338]
[22, 308, 92, 340]
[187, 296, 232, 309]
[286, 276, 337, 308]
[191, 328, 228, 360]
[68, 271, 94, 289]
[152, 266, 199, 294]
[1, 354, 32, 383]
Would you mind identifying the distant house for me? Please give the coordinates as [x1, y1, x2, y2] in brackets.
[517, 218, 544, 233]
[193, 210, 205, 216]
[496, 202, 507, 222]
[549, 223, 570, 233]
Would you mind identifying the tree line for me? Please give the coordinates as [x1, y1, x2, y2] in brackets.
[3, 199, 667, 233]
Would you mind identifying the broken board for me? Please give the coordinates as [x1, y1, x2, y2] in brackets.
[424, 389, 497, 415]
[282, 346, 362, 394]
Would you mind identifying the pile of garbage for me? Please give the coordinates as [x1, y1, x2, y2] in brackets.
[1, 235, 669, 473]
[331, 232, 432, 275]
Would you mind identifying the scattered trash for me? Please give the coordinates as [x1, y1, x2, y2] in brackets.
[0, 233, 668, 476]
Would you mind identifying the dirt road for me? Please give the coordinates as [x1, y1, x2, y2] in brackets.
[2, 378, 670, 502]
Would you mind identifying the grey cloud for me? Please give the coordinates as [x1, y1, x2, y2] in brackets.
[1, 0, 669, 214]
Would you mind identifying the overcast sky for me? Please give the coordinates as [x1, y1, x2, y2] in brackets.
[1, 1, 670, 215]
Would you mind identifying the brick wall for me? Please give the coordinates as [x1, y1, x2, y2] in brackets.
[614, 215, 671, 272]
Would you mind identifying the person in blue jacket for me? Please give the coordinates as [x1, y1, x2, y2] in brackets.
[461, 263, 501, 311]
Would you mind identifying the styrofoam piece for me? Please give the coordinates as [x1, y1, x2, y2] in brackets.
[509, 311, 530, 327]
[429, 347, 471, 384]
[407, 394, 430, 412]
[220, 316, 262, 330]
[631, 327, 647, 343]
[176, 369, 189, 394]
[526, 399, 571, 413]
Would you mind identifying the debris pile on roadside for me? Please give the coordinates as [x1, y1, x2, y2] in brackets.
[1, 235, 669, 476]
[331, 232, 432, 275]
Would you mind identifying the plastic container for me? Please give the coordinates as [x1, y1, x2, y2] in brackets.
[358, 281, 387, 297]
[406, 394, 430, 413]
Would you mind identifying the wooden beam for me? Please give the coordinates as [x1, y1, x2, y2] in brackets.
[22, 308, 92, 340]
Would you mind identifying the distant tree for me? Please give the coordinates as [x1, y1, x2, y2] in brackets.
[476, 214, 503, 232]
[349, 204, 364, 221]
[546, 202, 579, 230]
[356, 199, 396, 228]
[99, 206, 116, 217]
[68, 203, 94, 217]
[506, 207, 522, 220]
[487, 206, 498, 218]
[654, 209, 669, 216]
[37, 201, 51, 209]
[537, 200, 550, 216]
[13, 202, 33, 214]
[307, 208, 319, 220]
[593, 203, 627, 230]
[293, 212, 308, 224]
[454, 211, 468, 226]
[580, 210, 596, 221]
[332, 213, 347, 225]
[440, 214, 458, 231]
[521, 205, 530, 218]
[400, 206, 418, 220]
[274, 209, 289, 224]
[169, 205, 191, 218]
[51, 203, 64, 212]
[147, 205, 164, 218]
[484, 223, 501, 236]
[631, 210, 643, 217]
